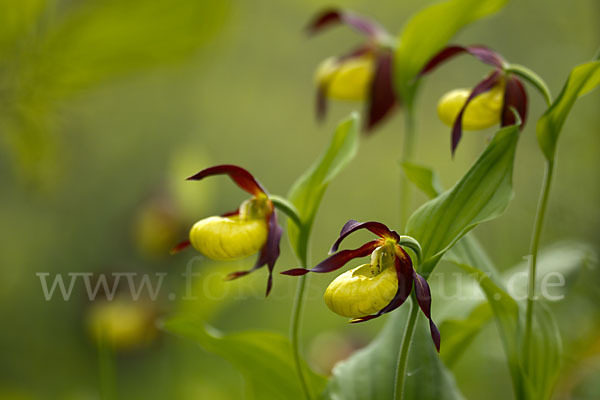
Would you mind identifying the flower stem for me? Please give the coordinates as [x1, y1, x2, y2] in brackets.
[399, 103, 417, 227]
[523, 160, 554, 368]
[290, 250, 311, 400]
[394, 294, 419, 400]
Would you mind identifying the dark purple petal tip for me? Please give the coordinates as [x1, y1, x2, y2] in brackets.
[330, 220, 397, 253]
[413, 271, 441, 352]
[281, 268, 310, 276]
[306, 9, 385, 38]
[187, 164, 266, 196]
[170, 240, 191, 255]
[420, 45, 504, 77]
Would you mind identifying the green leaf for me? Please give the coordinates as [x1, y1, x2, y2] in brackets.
[401, 162, 443, 199]
[0, 0, 46, 55]
[406, 124, 519, 276]
[523, 302, 562, 400]
[287, 112, 360, 262]
[537, 60, 600, 161]
[323, 308, 464, 400]
[394, 0, 509, 102]
[164, 316, 327, 400]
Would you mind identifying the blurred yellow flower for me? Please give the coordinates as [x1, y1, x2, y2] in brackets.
[437, 84, 504, 130]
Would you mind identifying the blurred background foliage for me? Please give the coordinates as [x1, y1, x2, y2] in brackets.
[0, 0, 598, 398]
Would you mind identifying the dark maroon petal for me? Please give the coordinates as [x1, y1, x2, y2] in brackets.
[316, 84, 328, 122]
[330, 220, 399, 253]
[350, 248, 414, 323]
[420, 45, 505, 76]
[501, 76, 528, 128]
[187, 165, 266, 196]
[281, 240, 379, 276]
[451, 70, 502, 156]
[221, 209, 239, 217]
[306, 8, 385, 38]
[225, 211, 282, 297]
[365, 50, 397, 132]
[413, 271, 441, 352]
[170, 240, 191, 255]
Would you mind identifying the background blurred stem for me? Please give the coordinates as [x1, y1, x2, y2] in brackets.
[399, 102, 417, 227]
[290, 249, 311, 399]
[98, 337, 117, 400]
[524, 160, 555, 368]
[394, 294, 419, 400]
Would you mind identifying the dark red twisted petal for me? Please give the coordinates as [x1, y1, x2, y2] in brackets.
[225, 211, 282, 297]
[187, 165, 266, 196]
[330, 220, 399, 254]
[365, 50, 397, 132]
[170, 240, 191, 255]
[281, 240, 379, 276]
[420, 45, 505, 76]
[501, 76, 528, 128]
[306, 8, 385, 38]
[350, 247, 414, 323]
[221, 209, 240, 217]
[451, 70, 503, 156]
[413, 271, 441, 352]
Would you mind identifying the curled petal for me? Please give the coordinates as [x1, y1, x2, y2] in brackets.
[501, 76, 528, 128]
[306, 8, 386, 38]
[282, 240, 379, 276]
[451, 70, 503, 155]
[366, 50, 397, 132]
[187, 165, 266, 196]
[316, 84, 328, 122]
[330, 219, 399, 253]
[170, 240, 191, 255]
[420, 45, 504, 76]
[350, 248, 414, 323]
[226, 211, 282, 296]
[413, 271, 441, 352]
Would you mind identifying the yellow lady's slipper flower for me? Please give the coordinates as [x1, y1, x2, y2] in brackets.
[315, 55, 374, 101]
[421, 45, 529, 155]
[308, 9, 397, 131]
[437, 84, 504, 130]
[283, 219, 441, 352]
[171, 165, 282, 296]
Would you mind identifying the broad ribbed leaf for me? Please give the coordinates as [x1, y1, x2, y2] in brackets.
[323, 307, 464, 400]
[287, 113, 360, 261]
[401, 162, 444, 199]
[537, 60, 600, 161]
[164, 317, 327, 400]
[406, 124, 519, 276]
[394, 0, 509, 103]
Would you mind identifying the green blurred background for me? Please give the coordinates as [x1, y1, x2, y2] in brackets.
[1, 0, 598, 398]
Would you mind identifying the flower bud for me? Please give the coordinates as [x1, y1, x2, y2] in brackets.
[437, 84, 504, 130]
[324, 263, 397, 318]
[315, 55, 374, 101]
[189, 215, 268, 260]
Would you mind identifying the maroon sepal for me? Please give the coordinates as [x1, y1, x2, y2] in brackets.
[187, 165, 266, 197]
[350, 248, 414, 323]
[225, 211, 282, 297]
[451, 70, 502, 156]
[330, 219, 399, 254]
[420, 45, 504, 76]
[281, 240, 379, 276]
[170, 240, 191, 255]
[221, 209, 240, 217]
[365, 50, 397, 132]
[501, 76, 528, 128]
[413, 271, 441, 352]
[306, 8, 385, 39]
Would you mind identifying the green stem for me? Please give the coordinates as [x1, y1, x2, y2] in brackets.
[290, 249, 311, 400]
[98, 337, 117, 400]
[523, 160, 554, 368]
[394, 294, 419, 400]
[399, 103, 417, 227]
